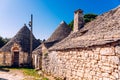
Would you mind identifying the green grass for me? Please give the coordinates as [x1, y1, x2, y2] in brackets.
[8, 67, 40, 79]
[42, 77, 49, 80]
[21, 68, 49, 80]
[22, 68, 40, 77]
[0, 66, 49, 80]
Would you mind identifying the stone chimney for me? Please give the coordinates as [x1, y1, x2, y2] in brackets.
[73, 9, 84, 32]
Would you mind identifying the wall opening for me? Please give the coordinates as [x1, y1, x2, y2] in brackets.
[12, 51, 19, 67]
[11, 43, 20, 67]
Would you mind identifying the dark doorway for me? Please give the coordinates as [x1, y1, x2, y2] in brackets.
[12, 52, 19, 67]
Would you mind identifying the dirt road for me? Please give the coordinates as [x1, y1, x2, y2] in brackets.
[0, 69, 24, 80]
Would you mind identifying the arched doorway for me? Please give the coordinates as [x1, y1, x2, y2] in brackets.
[11, 43, 20, 67]
[12, 48, 19, 67]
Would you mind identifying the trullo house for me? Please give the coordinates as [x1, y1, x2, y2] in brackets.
[42, 7, 120, 80]
[32, 21, 72, 69]
[0, 24, 40, 67]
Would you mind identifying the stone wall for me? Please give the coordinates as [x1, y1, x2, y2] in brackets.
[32, 53, 42, 69]
[0, 52, 12, 66]
[0, 52, 28, 66]
[42, 43, 120, 80]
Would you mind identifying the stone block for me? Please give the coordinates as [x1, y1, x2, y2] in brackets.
[102, 77, 110, 80]
[84, 52, 89, 58]
[108, 56, 120, 64]
[93, 67, 99, 72]
[76, 71, 84, 77]
[101, 66, 113, 73]
[92, 76, 99, 80]
[109, 75, 116, 80]
[102, 73, 110, 77]
[112, 72, 119, 79]
[118, 66, 120, 70]
[90, 71, 96, 76]
[102, 62, 110, 67]
[84, 73, 92, 79]
[93, 47, 100, 53]
[93, 54, 99, 60]
[101, 56, 107, 62]
[115, 46, 120, 55]
[96, 72, 102, 77]
[89, 53, 94, 59]
[100, 47, 115, 56]
[99, 78, 102, 80]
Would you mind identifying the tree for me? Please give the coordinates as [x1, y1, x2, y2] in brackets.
[4, 38, 10, 44]
[43, 39, 46, 42]
[68, 20, 74, 30]
[0, 36, 5, 48]
[0, 36, 10, 48]
[84, 13, 98, 23]
[68, 13, 98, 30]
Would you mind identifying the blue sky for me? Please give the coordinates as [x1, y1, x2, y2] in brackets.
[0, 0, 120, 40]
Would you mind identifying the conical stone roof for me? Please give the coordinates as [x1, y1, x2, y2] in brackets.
[0, 24, 40, 53]
[32, 21, 72, 54]
[46, 21, 72, 42]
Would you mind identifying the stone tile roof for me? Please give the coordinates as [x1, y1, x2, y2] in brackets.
[0, 25, 40, 53]
[49, 5, 120, 50]
[32, 44, 42, 55]
[32, 21, 72, 54]
[46, 21, 72, 42]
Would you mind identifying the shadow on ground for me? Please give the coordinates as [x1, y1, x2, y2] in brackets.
[0, 78, 8, 80]
[0, 66, 10, 72]
[0, 68, 9, 72]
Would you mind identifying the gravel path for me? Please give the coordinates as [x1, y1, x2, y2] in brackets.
[0, 69, 25, 80]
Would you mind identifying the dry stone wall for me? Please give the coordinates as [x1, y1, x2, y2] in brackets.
[0, 52, 12, 66]
[0, 52, 28, 66]
[42, 43, 120, 80]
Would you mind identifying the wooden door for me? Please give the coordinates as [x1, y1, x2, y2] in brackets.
[12, 52, 19, 67]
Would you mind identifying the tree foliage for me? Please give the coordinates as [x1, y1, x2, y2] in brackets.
[0, 37, 4, 48]
[0, 36, 10, 48]
[68, 20, 74, 30]
[68, 13, 98, 30]
[84, 14, 98, 23]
